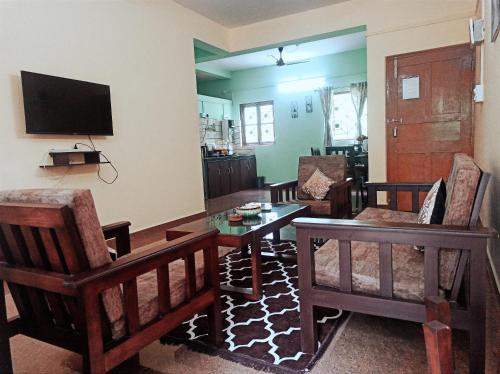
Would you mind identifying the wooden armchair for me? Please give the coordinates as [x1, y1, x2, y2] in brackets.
[0, 189, 222, 374]
[270, 156, 352, 219]
[293, 154, 497, 373]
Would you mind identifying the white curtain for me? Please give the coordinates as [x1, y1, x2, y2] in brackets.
[350, 82, 368, 137]
[318, 86, 334, 147]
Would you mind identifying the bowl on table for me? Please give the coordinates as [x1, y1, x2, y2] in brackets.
[234, 203, 262, 217]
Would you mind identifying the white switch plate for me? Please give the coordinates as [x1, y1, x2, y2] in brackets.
[474, 84, 484, 103]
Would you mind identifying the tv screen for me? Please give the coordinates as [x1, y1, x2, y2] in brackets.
[21, 71, 113, 135]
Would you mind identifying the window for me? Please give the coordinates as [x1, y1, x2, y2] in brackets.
[240, 101, 275, 145]
[331, 92, 367, 141]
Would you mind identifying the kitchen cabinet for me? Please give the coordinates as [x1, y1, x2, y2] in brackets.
[203, 155, 256, 199]
[240, 156, 257, 190]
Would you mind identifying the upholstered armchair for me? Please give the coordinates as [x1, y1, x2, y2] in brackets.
[270, 155, 352, 218]
[293, 154, 497, 373]
[0, 189, 223, 374]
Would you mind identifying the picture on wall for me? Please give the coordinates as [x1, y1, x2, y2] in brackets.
[305, 96, 313, 113]
[493, 0, 500, 42]
[291, 101, 299, 118]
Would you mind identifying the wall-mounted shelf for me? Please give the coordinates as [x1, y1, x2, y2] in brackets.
[40, 149, 108, 168]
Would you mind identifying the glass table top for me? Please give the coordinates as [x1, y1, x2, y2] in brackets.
[204, 203, 307, 236]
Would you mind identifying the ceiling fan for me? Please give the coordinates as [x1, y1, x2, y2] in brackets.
[270, 46, 310, 67]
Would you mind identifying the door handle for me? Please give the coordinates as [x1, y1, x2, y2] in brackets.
[393, 127, 398, 138]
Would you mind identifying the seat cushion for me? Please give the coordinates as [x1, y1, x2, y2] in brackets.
[297, 156, 346, 200]
[315, 207, 426, 301]
[136, 246, 233, 326]
[0, 189, 126, 339]
[289, 199, 331, 216]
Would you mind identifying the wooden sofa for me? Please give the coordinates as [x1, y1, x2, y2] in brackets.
[293, 154, 497, 373]
[270, 155, 352, 219]
[0, 189, 222, 374]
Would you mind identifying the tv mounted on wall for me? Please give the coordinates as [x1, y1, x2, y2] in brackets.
[21, 71, 113, 135]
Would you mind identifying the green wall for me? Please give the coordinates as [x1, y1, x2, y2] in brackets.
[197, 48, 367, 183]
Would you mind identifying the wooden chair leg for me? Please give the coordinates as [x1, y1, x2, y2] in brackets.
[206, 240, 223, 347]
[423, 321, 453, 374]
[425, 296, 451, 325]
[0, 283, 13, 374]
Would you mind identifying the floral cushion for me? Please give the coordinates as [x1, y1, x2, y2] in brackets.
[315, 207, 427, 301]
[301, 168, 335, 200]
[136, 246, 233, 325]
[439, 154, 481, 290]
[297, 156, 346, 200]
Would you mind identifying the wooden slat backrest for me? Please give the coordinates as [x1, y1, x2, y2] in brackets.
[0, 202, 89, 333]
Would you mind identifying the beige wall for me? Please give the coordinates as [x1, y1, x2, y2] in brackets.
[0, 0, 228, 231]
[474, 0, 500, 282]
[228, 0, 476, 185]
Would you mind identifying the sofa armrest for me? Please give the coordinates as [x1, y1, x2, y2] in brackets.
[102, 221, 131, 258]
[366, 182, 434, 212]
[329, 178, 353, 219]
[65, 228, 219, 291]
[270, 180, 298, 203]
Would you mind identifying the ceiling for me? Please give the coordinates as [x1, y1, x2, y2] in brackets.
[173, 0, 349, 28]
[196, 31, 366, 75]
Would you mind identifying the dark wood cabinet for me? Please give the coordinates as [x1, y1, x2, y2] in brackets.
[203, 156, 256, 199]
[239, 157, 257, 190]
[206, 161, 223, 198]
[229, 159, 241, 193]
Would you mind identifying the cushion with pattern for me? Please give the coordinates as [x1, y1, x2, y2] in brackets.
[301, 168, 335, 200]
[415, 178, 446, 251]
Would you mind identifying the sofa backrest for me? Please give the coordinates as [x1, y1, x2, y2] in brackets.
[297, 156, 346, 200]
[439, 154, 483, 290]
[0, 189, 126, 339]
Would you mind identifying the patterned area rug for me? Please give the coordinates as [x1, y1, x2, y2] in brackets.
[162, 240, 347, 374]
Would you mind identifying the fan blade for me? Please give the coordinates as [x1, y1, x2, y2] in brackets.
[285, 60, 310, 65]
[267, 54, 278, 61]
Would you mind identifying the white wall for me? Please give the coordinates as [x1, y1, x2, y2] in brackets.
[474, 0, 500, 284]
[227, 0, 476, 184]
[0, 0, 228, 231]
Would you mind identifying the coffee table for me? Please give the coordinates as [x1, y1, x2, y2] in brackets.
[166, 203, 310, 300]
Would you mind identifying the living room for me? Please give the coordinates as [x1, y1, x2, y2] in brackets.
[0, 1, 499, 373]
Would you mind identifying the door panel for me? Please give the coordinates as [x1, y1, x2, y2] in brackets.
[386, 44, 474, 211]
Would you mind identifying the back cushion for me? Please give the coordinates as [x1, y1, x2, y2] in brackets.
[0, 189, 126, 339]
[439, 154, 481, 290]
[297, 156, 346, 200]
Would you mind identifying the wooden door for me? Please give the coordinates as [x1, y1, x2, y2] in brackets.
[239, 158, 251, 190]
[386, 44, 474, 211]
[207, 161, 222, 198]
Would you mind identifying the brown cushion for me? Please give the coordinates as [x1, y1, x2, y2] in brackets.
[297, 156, 346, 200]
[301, 168, 334, 200]
[289, 199, 331, 216]
[136, 246, 233, 325]
[0, 189, 126, 339]
[440, 154, 481, 290]
[315, 207, 426, 301]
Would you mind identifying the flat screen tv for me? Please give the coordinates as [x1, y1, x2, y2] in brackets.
[21, 71, 113, 135]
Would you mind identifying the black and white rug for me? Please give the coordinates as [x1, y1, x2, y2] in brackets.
[162, 240, 347, 373]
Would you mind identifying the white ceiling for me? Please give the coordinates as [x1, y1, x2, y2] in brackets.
[196, 31, 366, 73]
[173, 0, 349, 28]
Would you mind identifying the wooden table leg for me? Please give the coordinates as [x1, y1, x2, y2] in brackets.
[251, 239, 263, 300]
[272, 229, 281, 244]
